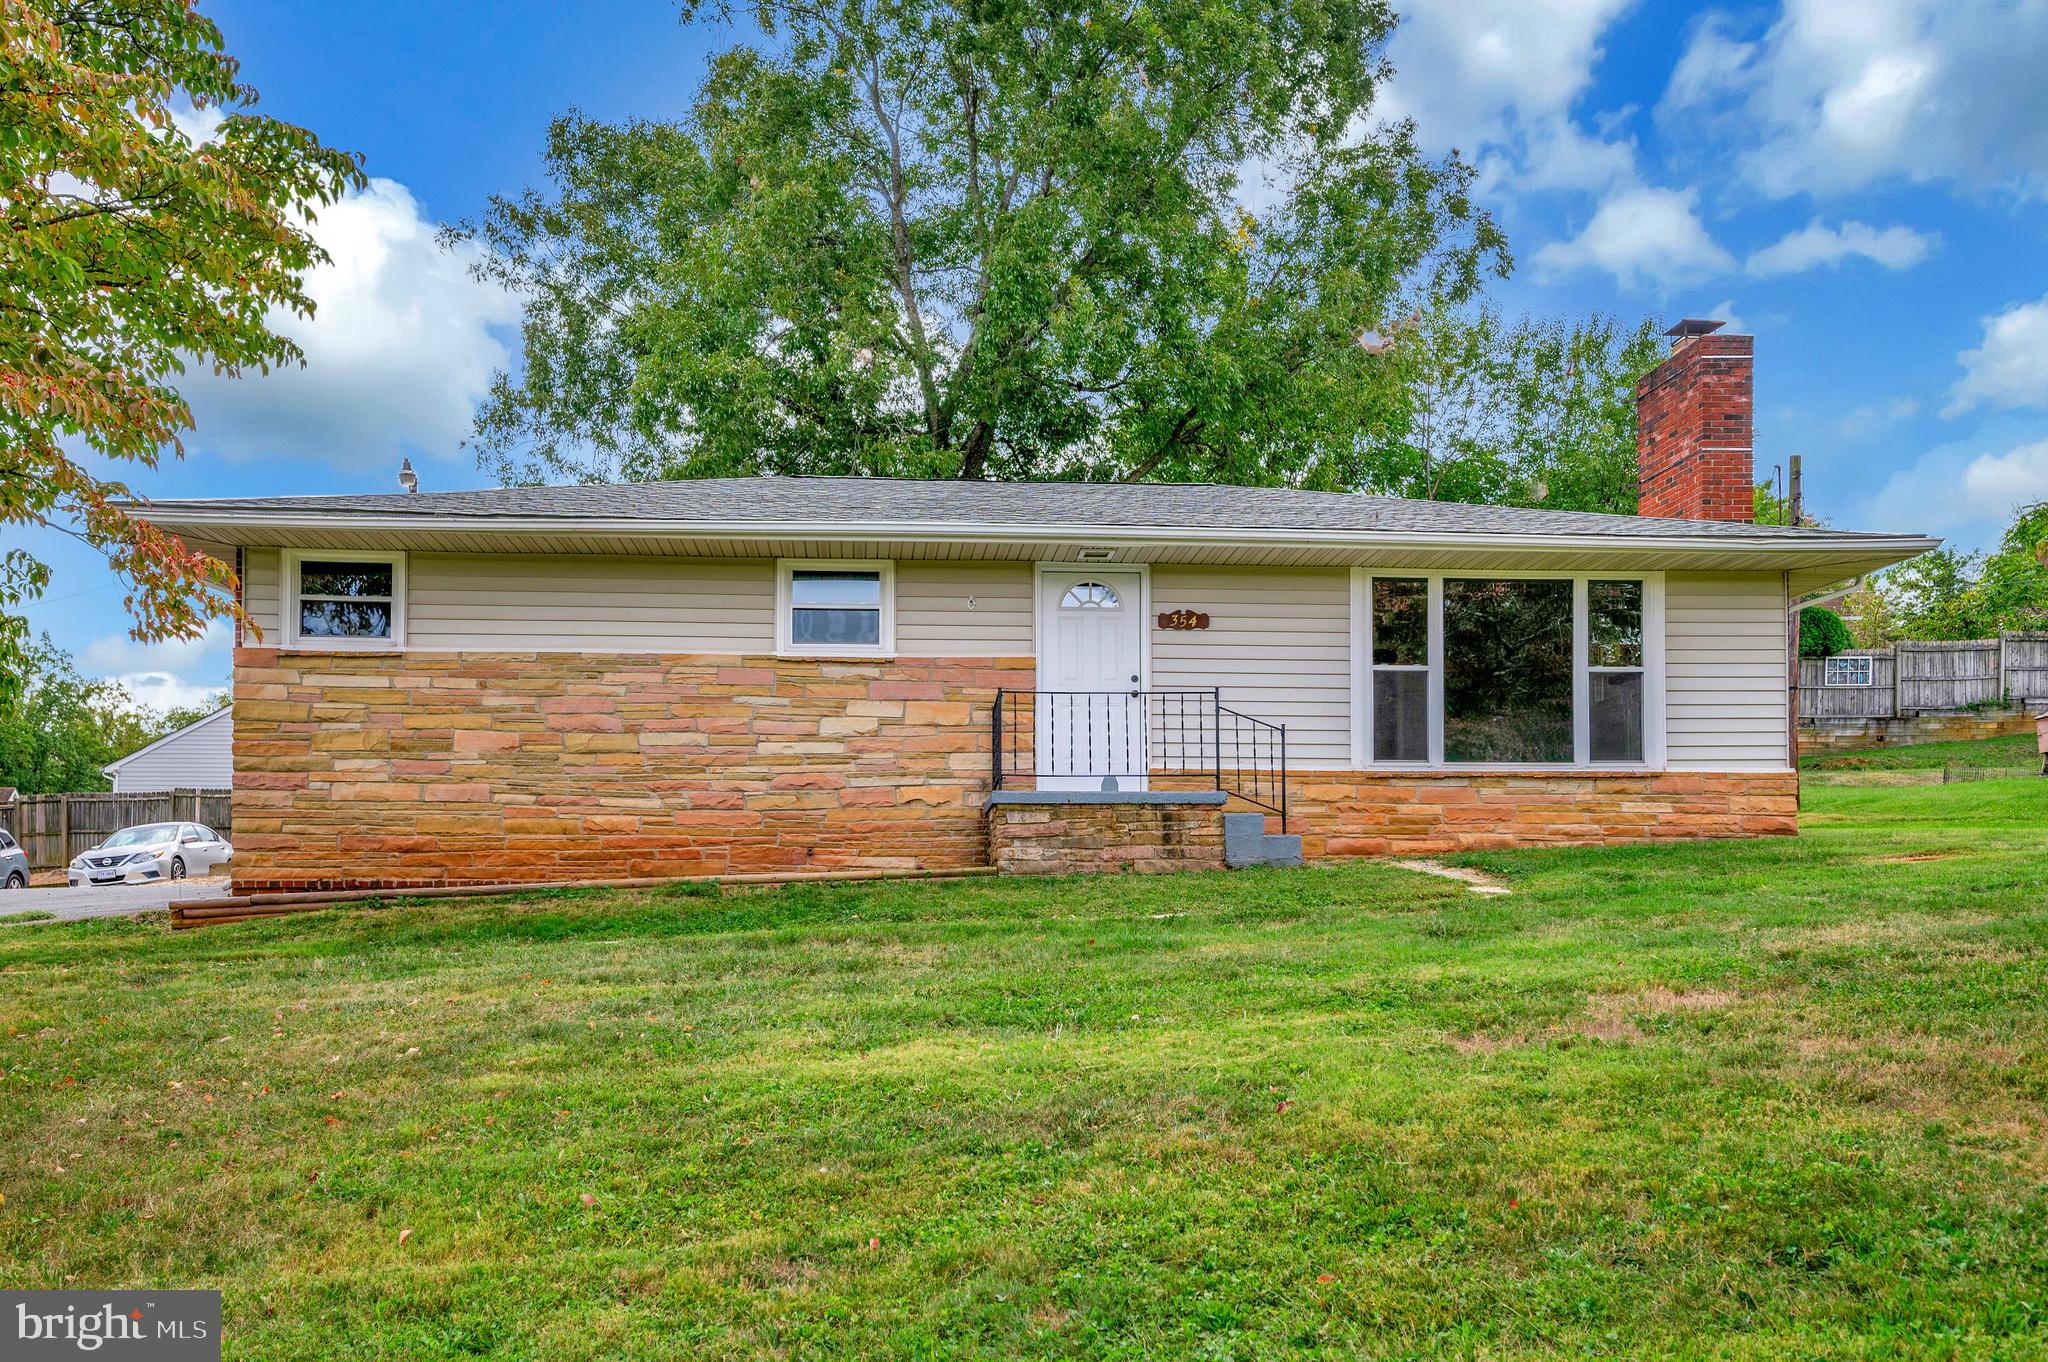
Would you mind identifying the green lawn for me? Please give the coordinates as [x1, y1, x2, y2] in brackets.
[4, 781, 2047, 1359]
[1802, 731, 2039, 771]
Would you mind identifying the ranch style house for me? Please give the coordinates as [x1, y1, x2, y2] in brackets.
[131, 325, 1936, 892]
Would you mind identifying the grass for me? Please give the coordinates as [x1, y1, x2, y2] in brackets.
[4, 780, 2047, 1359]
[1802, 731, 2039, 771]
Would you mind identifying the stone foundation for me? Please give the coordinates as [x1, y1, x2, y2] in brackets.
[1283, 770, 1799, 858]
[230, 648, 1029, 893]
[232, 646, 1804, 891]
[1797, 707, 2042, 756]
[984, 792, 1227, 875]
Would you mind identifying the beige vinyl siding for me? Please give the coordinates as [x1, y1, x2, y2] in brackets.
[895, 560, 1033, 656]
[1664, 571, 1789, 770]
[242, 548, 281, 639]
[1149, 566, 1352, 767]
[404, 554, 775, 652]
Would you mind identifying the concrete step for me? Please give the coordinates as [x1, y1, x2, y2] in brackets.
[1223, 813, 1303, 869]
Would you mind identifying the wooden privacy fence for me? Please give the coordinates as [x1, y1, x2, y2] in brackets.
[1799, 633, 2048, 721]
[0, 789, 231, 871]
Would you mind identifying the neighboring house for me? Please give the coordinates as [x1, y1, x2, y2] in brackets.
[131, 325, 1935, 893]
[101, 706, 233, 793]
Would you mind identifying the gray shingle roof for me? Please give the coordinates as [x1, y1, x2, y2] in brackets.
[134, 476, 1918, 542]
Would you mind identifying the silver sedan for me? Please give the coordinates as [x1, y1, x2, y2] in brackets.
[68, 822, 233, 887]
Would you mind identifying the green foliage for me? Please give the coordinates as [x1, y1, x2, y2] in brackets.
[0, 1, 361, 707]
[1368, 308, 1662, 512]
[0, 637, 163, 793]
[1797, 606, 1853, 658]
[1860, 501, 2048, 641]
[456, 0, 1510, 488]
[1752, 479, 1818, 527]
[156, 694, 230, 734]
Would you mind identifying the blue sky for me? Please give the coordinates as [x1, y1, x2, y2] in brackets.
[20, 0, 2048, 709]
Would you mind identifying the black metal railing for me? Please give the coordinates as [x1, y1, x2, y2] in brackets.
[991, 688, 1288, 819]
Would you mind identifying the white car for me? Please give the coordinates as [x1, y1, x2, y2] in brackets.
[68, 822, 233, 887]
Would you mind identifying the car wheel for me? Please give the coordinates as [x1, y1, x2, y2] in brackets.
[169, 856, 186, 880]
[5, 871, 22, 890]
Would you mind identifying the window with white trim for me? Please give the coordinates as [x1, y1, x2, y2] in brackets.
[1586, 579, 1645, 762]
[1363, 573, 1656, 767]
[285, 550, 404, 647]
[1369, 577, 1429, 762]
[1059, 581, 1122, 609]
[1823, 655, 1872, 687]
[777, 560, 894, 655]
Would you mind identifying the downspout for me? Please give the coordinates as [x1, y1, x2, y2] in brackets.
[1785, 571, 1801, 786]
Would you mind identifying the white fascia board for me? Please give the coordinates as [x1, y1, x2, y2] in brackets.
[131, 508, 1942, 561]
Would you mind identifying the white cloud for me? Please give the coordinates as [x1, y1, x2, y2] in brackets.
[1704, 298, 1746, 334]
[110, 672, 228, 715]
[80, 619, 231, 678]
[178, 178, 520, 470]
[1376, 0, 1641, 190]
[1948, 294, 2048, 416]
[1532, 187, 1735, 290]
[167, 101, 225, 147]
[81, 621, 231, 715]
[1665, 0, 2048, 198]
[1744, 220, 1938, 276]
[1837, 395, 1920, 437]
[1865, 436, 2048, 543]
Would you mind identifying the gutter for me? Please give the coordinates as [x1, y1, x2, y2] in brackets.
[126, 507, 1942, 561]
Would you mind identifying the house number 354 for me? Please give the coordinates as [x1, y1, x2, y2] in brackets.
[1156, 609, 1210, 631]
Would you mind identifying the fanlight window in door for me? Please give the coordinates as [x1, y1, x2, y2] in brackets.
[1059, 581, 1122, 610]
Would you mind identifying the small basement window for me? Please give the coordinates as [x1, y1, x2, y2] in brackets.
[778, 560, 894, 655]
[284, 550, 404, 647]
[1823, 656, 1873, 687]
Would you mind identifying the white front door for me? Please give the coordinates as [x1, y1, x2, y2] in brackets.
[1037, 569, 1147, 791]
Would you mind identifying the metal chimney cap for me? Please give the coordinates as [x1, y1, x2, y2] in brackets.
[398, 457, 418, 494]
[1665, 318, 1727, 338]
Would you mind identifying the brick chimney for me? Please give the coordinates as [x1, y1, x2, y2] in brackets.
[1635, 320, 1754, 521]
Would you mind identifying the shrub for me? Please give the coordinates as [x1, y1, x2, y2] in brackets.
[1799, 606, 1854, 658]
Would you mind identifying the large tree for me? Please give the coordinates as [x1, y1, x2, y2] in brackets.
[0, 0, 361, 707]
[458, 0, 1507, 488]
[1845, 501, 2048, 644]
[0, 637, 160, 793]
[1365, 308, 1662, 514]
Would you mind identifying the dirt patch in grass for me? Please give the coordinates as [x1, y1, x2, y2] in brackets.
[1450, 985, 1738, 1051]
[1873, 850, 1967, 864]
[1389, 859, 1512, 894]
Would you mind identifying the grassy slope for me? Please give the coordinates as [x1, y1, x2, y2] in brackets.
[1802, 732, 2039, 771]
[3, 782, 2046, 1359]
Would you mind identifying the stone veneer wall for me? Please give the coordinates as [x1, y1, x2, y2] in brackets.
[986, 800, 1226, 875]
[1797, 707, 2042, 756]
[230, 648, 1030, 892]
[1283, 770, 1799, 858]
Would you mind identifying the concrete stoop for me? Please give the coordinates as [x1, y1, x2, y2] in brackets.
[1223, 812, 1303, 869]
[982, 791, 1302, 875]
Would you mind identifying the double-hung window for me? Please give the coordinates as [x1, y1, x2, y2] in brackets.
[1369, 578, 1431, 762]
[1361, 572, 1658, 767]
[777, 560, 894, 656]
[1586, 579, 1646, 762]
[284, 550, 405, 648]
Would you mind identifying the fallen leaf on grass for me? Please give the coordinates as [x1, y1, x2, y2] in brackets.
[398, 1228, 413, 1246]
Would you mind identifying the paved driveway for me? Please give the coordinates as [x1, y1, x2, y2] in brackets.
[0, 878, 227, 923]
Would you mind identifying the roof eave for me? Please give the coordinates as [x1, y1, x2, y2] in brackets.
[127, 507, 1940, 560]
